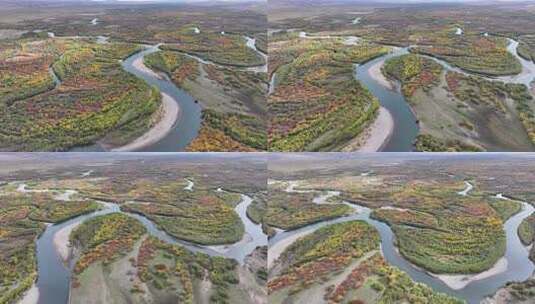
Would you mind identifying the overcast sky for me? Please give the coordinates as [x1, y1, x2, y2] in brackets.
[9, 0, 262, 1]
[81, 0, 532, 2]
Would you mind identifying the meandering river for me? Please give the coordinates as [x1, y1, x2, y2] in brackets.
[67, 43, 201, 152]
[269, 180, 535, 304]
[289, 31, 535, 152]
[70, 34, 266, 152]
[17, 179, 266, 304]
[356, 37, 535, 152]
[355, 47, 418, 151]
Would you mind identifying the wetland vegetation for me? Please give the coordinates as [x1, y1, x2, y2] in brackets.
[268, 36, 389, 151]
[267, 153, 535, 304]
[0, 0, 267, 152]
[0, 38, 159, 151]
[0, 153, 267, 304]
[268, 0, 535, 152]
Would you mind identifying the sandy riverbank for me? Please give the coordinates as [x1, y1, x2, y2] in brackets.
[431, 258, 508, 290]
[268, 230, 315, 269]
[54, 222, 82, 262]
[111, 92, 179, 152]
[17, 285, 39, 304]
[342, 107, 394, 152]
[132, 56, 163, 80]
[369, 60, 394, 90]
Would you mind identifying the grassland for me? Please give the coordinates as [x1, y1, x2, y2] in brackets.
[519, 213, 535, 246]
[62, 177, 246, 245]
[255, 33, 267, 54]
[122, 190, 245, 245]
[383, 54, 443, 99]
[383, 53, 535, 151]
[485, 278, 535, 304]
[161, 31, 264, 67]
[70, 213, 147, 275]
[70, 214, 250, 304]
[144, 48, 267, 151]
[370, 183, 507, 274]
[187, 110, 267, 152]
[269, 1, 535, 49]
[143, 49, 200, 85]
[247, 192, 267, 225]
[268, 37, 389, 151]
[518, 213, 535, 263]
[412, 33, 521, 77]
[134, 236, 242, 304]
[3, 2, 266, 46]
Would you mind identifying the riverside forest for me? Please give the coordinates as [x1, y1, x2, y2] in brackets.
[268, 0, 535, 152]
[0, 153, 267, 304]
[267, 153, 535, 304]
[0, 0, 267, 152]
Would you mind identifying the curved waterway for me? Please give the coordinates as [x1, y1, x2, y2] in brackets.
[244, 36, 268, 73]
[71, 45, 202, 152]
[355, 37, 535, 152]
[273, 31, 535, 151]
[70, 34, 265, 152]
[498, 39, 535, 86]
[122, 46, 202, 152]
[269, 181, 535, 304]
[21, 182, 265, 303]
[355, 47, 418, 151]
[287, 32, 419, 151]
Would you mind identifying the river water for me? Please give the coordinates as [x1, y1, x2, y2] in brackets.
[18, 180, 265, 304]
[269, 181, 535, 304]
[355, 47, 418, 151]
[121, 46, 202, 152]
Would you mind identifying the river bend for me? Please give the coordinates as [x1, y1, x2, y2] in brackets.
[16, 180, 266, 304]
[269, 180, 535, 304]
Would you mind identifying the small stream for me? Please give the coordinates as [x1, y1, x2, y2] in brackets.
[497, 39, 535, 86]
[269, 181, 535, 304]
[458, 181, 474, 196]
[244, 36, 268, 73]
[268, 73, 277, 95]
[18, 180, 265, 304]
